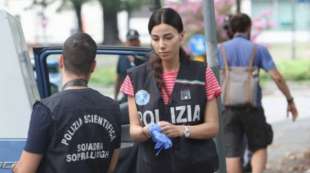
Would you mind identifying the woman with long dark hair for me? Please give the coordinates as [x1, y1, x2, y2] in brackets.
[120, 8, 221, 173]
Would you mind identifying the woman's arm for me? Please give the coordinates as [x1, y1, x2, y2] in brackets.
[185, 98, 219, 139]
[160, 98, 219, 139]
[128, 96, 150, 142]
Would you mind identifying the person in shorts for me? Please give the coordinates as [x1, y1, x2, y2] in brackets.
[217, 13, 298, 173]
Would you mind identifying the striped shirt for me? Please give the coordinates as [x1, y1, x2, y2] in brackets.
[120, 66, 221, 105]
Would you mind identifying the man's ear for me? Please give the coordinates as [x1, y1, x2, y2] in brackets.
[90, 60, 96, 73]
[59, 55, 64, 69]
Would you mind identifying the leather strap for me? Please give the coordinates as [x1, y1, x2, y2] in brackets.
[220, 45, 231, 105]
[62, 79, 88, 91]
[245, 46, 257, 104]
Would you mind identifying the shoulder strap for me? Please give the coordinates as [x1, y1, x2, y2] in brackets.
[220, 44, 229, 72]
[248, 45, 257, 69]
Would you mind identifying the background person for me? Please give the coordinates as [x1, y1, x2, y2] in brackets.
[217, 13, 298, 173]
[120, 8, 221, 173]
[222, 13, 253, 173]
[115, 29, 144, 103]
[13, 33, 121, 173]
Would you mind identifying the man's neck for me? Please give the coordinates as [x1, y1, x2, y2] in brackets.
[234, 31, 250, 40]
[62, 72, 89, 89]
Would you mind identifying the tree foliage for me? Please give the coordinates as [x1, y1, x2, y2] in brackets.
[123, 0, 148, 12]
[165, 0, 273, 43]
[27, 0, 56, 9]
[165, 0, 235, 42]
[57, 0, 91, 32]
[97, 0, 148, 44]
[29, 0, 148, 44]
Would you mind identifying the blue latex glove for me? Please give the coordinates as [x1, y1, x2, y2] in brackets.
[148, 123, 173, 156]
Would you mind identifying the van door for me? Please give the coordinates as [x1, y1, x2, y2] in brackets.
[0, 10, 39, 173]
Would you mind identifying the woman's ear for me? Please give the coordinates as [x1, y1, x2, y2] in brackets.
[179, 32, 185, 42]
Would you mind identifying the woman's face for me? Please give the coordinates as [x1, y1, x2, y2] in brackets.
[150, 23, 184, 61]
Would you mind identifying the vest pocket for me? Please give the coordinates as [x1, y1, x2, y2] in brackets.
[138, 140, 173, 172]
[174, 138, 219, 171]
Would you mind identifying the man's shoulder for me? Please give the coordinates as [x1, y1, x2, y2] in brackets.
[231, 37, 251, 45]
[31, 101, 52, 116]
[74, 89, 118, 106]
[127, 62, 148, 74]
[41, 89, 117, 109]
[222, 39, 268, 51]
[118, 55, 130, 63]
[94, 92, 119, 107]
[254, 44, 269, 52]
[117, 55, 130, 71]
[40, 91, 64, 110]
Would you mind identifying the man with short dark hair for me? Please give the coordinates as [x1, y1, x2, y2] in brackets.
[218, 13, 298, 173]
[114, 29, 143, 102]
[13, 33, 121, 173]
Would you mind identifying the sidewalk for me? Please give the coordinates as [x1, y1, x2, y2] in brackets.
[262, 81, 310, 123]
[266, 117, 310, 173]
[262, 81, 310, 173]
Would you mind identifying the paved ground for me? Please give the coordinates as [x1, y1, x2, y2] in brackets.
[263, 81, 310, 123]
[266, 117, 310, 173]
[261, 82, 310, 173]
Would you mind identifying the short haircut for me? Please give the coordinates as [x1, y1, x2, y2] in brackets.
[63, 33, 97, 76]
[230, 13, 252, 34]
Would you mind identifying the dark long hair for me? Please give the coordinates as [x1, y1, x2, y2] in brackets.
[148, 8, 190, 89]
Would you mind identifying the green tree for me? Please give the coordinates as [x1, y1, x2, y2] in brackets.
[97, 0, 121, 44]
[123, 0, 148, 24]
[149, 0, 161, 12]
[30, 0, 90, 33]
[97, 0, 147, 44]
[27, 0, 55, 9]
[57, 0, 91, 32]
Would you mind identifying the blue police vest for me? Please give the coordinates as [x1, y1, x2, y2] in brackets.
[128, 59, 218, 173]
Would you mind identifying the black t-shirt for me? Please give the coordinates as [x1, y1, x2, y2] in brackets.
[25, 88, 121, 173]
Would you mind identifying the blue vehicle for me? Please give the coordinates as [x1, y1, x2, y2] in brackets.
[0, 8, 151, 173]
[46, 59, 61, 92]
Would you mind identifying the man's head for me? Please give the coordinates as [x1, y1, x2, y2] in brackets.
[61, 33, 97, 77]
[230, 13, 252, 36]
[126, 29, 140, 46]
